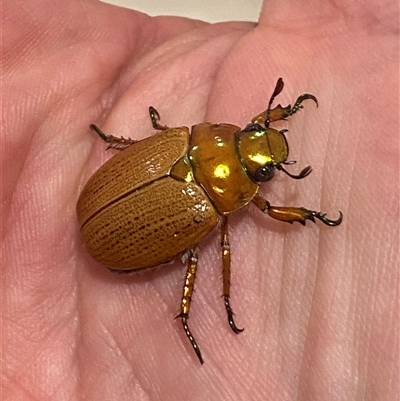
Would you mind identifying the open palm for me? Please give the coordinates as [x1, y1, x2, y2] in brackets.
[3, 1, 398, 400]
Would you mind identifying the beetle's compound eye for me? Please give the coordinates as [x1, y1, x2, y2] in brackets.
[254, 164, 275, 182]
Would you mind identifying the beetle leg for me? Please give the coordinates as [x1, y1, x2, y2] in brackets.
[250, 78, 318, 128]
[149, 106, 169, 130]
[90, 124, 136, 150]
[286, 93, 318, 117]
[221, 216, 244, 334]
[252, 194, 343, 226]
[175, 246, 204, 364]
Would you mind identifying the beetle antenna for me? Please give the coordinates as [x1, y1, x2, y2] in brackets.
[277, 164, 312, 179]
[265, 78, 284, 127]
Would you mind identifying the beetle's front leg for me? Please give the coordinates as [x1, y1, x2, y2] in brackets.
[250, 78, 318, 128]
[221, 216, 244, 334]
[90, 124, 137, 150]
[252, 194, 343, 226]
[175, 246, 204, 364]
[251, 95, 318, 127]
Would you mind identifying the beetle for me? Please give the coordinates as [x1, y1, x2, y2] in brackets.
[77, 78, 342, 364]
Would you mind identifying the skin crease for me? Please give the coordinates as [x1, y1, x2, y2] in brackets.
[2, 0, 398, 400]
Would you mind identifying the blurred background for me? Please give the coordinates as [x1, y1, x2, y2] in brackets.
[102, 0, 262, 22]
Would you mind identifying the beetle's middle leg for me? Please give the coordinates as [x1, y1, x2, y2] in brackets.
[221, 216, 244, 334]
[90, 124, 137, 150]
[149, 106, 169, 130]
[176, 246, 204, 364]
[252, 194, 343, 226]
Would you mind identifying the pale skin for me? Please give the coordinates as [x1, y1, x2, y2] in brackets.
[2, 0, 398, 400]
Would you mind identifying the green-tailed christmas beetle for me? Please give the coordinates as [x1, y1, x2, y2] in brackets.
[77, 78, 343, 365]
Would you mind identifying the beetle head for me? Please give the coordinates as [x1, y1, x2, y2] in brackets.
[236, 126, 289, 183]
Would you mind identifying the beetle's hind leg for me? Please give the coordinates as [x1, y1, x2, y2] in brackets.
[252, 194, 343, 226]
[149, 106, 169, 130]
[90, 124, 137, 150]
[176, 246, 204, 364]
[221, 216, 244, 334]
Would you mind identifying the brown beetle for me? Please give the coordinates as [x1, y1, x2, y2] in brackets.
[77, 78, 342, 364]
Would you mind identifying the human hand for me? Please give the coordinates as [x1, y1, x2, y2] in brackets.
[3, 1, 398, 400]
